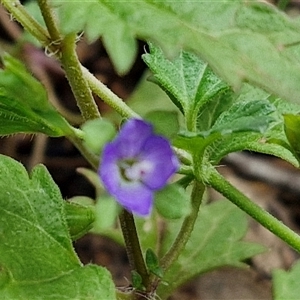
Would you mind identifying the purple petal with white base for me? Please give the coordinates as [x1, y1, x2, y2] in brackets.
[99, 118, 179, 217]
[140, 136, 179, 189]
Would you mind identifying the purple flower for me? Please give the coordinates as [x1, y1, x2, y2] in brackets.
[99, 119, 179, 216]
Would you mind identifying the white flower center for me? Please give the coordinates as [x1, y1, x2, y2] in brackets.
[120, 159, 153, 182]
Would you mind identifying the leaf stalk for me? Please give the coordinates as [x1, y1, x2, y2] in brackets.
[207, 166, 300, 253]
[160, 180, 205, 270]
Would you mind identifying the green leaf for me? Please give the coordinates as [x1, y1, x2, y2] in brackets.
[155, 184, 190, 219]
[284, 114, 300, 160]
[273, 260, 300, 300]
[64, 201, 95, 241]
[92, 195, 120, 232]
[81, 119, 116, 155]
[124, 71, 176, 118]
[51, 1, 300, 105]
[211, 99, 276, 134]
[145, 249, 163, 278]
[0, 155, 115, 299]
[175, 99, 275, 157]
[157, 200, 266, 299]
[207, 87, 300, 166]
[131, 271, 144, 290]
[0, 54, 75, 137]
[135, 215, 159, 254]
[102, 22, 138, 75]
[143, 43, 230, 127]
[209, 131, 299, 167]
[144, 110, 179, 139]
[51, 1, 137, 75]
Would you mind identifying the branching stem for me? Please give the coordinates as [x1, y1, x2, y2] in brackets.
[81, 66, 140, 119]
[1, 0, 50, 45]
[37, 0, 61, 42]
[60, 34, 100, 121]
[207, 166, 300, 253]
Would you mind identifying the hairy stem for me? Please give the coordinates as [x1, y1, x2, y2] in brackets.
[67, 135, 99, 170]
[60, 34, 100, 121]
[2, 1, 139, 121]
[119, 210, 149, 289]
[207, 166, 300, 253]
[1, 0, 50, 45]
[81, 66, 140, 119]
[37, 0, 61, 42]
[160, 180, 205, 270]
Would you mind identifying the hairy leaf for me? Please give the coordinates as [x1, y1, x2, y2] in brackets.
[174, 98, 276, 159]
[50, 0, 300, 104]
[0, 155, 115, 300]
[64, 201, 95, 241]
[155, 184, 190, 220]
[273, 260, 300, 300]
[157, 200, 266, 299]
[0, 54, 74, 137]
[208, 87, 300, 166]
[284, 114, 300, 161]
[143, 43, 230, 129]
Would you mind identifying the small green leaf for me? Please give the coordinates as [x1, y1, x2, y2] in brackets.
[174, 99, 275, 158]
[64, 201, 95, 241]
[131, 271, 144, 290]
[207, 86, 300, 166]
[102, 22, 138, 75]
[0, 155, 115, 299]
[157, 200, 266, 299]
[0, 54, 74, 137]
[211, 99, 276, 134]
[93, 195, 120, 232]
[273, 260, 300, 300]
[143, 43, 230, 126]
[126, 71, 176, 117]
[81, 119, 116, 155]
[145, 110, 179, 139]
[155, 184, 190, 220]
[53, 1, 138, 74]
[284, 114, 300, 160]
[209, 131, 299, 167]
[135, 215, 159, 254]
[145, 249, 163, 278]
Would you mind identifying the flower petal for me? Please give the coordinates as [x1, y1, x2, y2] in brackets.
[99, 142, 122, 194]
[115, 119, 153, 158]
[140, 136, 179, 189]
[113, 182, 153, 216]
[99, 118, 179, 217]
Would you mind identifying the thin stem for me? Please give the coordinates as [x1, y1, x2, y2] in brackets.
[160, 180, 205, 270]
[37, 0, 61, 41]
[33, 65, 83, 125]
[68, 135, 99, 170]
[81, 66, 140, 119]
[60, 34, 100, 121]
[119, 210, 149, 289]
[207, 166, 300, 253]
[1, 0, 50, 46]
